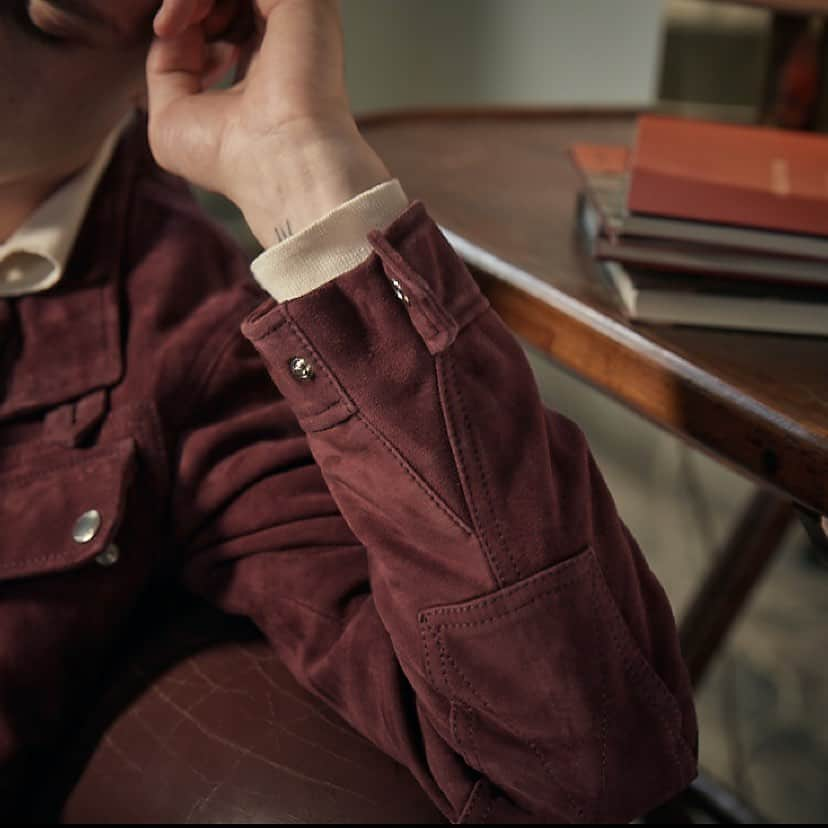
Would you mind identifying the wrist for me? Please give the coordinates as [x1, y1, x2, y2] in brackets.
[232, 122, 392, 249]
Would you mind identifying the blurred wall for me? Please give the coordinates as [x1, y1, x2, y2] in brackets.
[659, 0, 768, 119]
[342, 0, 667, 112]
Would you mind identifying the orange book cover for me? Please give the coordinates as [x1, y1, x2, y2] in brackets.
[627, 115, 828, 237]
[570, 143, 630, 175]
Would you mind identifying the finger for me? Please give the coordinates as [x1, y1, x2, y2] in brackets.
[233, 36, 258, 84]
[154, 0, 213, 38]
[146, 26, 235, 187]
[202, 42, 240, 89]
[147, 25, 209, 111]
[148, 23, 240, 100]
[202, 0, 250, 41]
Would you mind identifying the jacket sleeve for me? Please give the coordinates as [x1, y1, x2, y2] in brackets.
[176, 202, 698, 823]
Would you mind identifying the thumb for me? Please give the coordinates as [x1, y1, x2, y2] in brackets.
[145, 26, 232, 185]
[147, 24, 208, 110]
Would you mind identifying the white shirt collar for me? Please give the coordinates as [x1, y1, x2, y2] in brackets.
[0, 116, 129, 298]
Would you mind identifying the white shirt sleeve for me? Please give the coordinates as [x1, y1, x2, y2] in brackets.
[250, 179, 410, 302]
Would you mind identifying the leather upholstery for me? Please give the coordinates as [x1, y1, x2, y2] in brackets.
[57, 595, 445, 824]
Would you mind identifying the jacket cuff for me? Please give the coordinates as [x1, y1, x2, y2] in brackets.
[241, 201, 490, 432]
[250, 179, 409, 302]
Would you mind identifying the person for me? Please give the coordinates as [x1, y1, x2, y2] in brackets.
[0, 0, 697, 821]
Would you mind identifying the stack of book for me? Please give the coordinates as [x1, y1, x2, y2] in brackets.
[571, 115, 828, 336]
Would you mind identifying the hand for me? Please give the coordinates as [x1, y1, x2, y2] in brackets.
[146, 0, 390, 247]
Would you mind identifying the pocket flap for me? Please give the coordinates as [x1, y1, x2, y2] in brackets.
[418, 545, 695, 821]
[0, 438, 136, 581]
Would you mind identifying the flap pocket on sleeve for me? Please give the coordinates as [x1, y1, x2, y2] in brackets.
[418, 545, 695, 821]
[0, 438, 136, 582]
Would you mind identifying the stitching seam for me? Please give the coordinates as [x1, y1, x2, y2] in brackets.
[437, 355, 503, 585]
[432, 623, 582, 819]
[426, 572, 583, 630]
[355, 411, 472, 536]
[450, 355, 521, 584]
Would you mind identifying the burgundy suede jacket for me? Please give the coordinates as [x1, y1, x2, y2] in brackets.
[0, 123, 697, 822]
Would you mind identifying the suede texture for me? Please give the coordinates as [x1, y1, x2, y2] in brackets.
[0, 122, 697, 823]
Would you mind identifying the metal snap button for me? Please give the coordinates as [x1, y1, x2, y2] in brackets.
[73, 510, 102, 544]
[95, 544, 120, 567]
[390, 278, 410, 304]
[289, 356, 315, 382]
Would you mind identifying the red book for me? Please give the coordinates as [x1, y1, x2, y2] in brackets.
[627, 115, 828, 237]
[569, 143, 629, 176]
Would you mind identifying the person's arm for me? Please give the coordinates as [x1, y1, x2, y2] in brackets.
[150, 1, 697, 821]
[175, 207, 696, 821]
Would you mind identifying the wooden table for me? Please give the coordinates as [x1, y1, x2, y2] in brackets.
[359, 109, 828, 687]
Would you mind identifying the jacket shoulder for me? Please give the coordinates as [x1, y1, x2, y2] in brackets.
[98, 122, 268, 419]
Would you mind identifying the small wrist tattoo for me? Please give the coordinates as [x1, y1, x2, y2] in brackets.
[275, 219, 293, 243]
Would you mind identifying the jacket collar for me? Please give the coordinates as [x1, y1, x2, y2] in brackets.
[0, 118, 128, 299]
[0, 121, 149, 422]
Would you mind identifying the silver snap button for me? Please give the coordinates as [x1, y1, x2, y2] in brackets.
[390, 278, 410, 305]
[73, 510, 102, 544]
[289, 356, 315, 382]
[95, 544, 120, 567]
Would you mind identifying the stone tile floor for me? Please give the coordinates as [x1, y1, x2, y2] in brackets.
[526, 349, 827, 825]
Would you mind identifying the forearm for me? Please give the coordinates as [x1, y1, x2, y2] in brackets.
[148, 3, 696, 817]
[229, 119, 392, 250]
[240, 204, 698, 821]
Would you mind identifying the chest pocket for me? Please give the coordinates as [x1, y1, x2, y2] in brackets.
[0, 438, 136, 582]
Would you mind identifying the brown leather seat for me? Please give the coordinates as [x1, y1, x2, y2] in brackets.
[45, 593, 445, 824]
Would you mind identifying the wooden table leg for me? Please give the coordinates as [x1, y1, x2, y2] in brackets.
[679, 489, 795, 689]
[651, 493, 796, 823]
